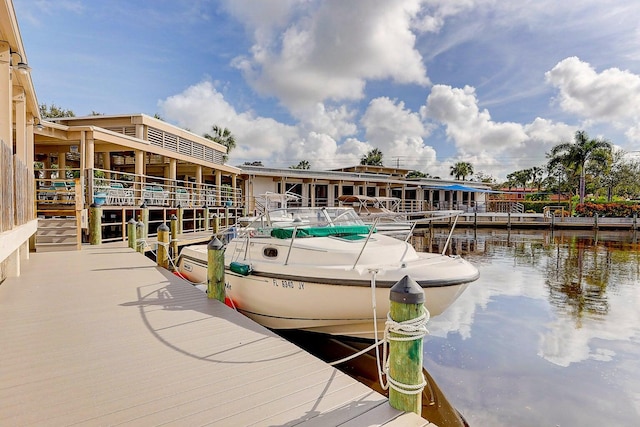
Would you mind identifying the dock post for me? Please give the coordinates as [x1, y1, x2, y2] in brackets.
[213, 213, 220, 236]
[170, 214, 178, 260]
[127, 218, 137, 250]
[633, 213, 637, 231]
[140, 203, 149, 240]
[507, 212, 511, 230]
[594, 213, 599, 230]
[474, 211, 477, 229]
[156, 223, 170, 269]
[89, 204, 102, 245]
[388, 276, 426, 417]
[203, 207, 210, 232]
[207, 237, 225, 302]
[176, 206, 184, 234]
[136, 221, 145, 253]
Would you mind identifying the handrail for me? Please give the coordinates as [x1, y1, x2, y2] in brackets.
[441, 214, 460, 256]
[352, 217, 379, 270]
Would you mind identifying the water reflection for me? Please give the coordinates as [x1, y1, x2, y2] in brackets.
[413, 229, 640, 426]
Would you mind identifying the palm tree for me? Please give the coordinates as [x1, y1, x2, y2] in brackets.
[204, 125, 236, 162]
[530, 166, 544, 192]
[449, 161, 474, 181]
[360, 148, 384, 166]
[547, 131, 612, 204]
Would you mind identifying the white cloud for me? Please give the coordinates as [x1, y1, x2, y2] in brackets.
[159, 80, 298, 164]
[160, 80, 370, 169]
[361, 97, 437, 170]
[546, 57, 640, 139]
[226, 0, 430, 113]
[422, 84, 573, 179]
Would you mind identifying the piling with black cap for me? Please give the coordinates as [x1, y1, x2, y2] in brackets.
[170, 214, 178, 260]
[207, 236, 225, 302]
[156, 223, 170, 269]
[388, 275, 425, 416]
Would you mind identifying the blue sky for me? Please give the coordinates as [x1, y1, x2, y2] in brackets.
[14, 0, 640, 180]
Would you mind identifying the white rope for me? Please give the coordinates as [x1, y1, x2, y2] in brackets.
[142, 239, 207, 286]
[327, 270, 430, 398]
[381, 306, 430, 395]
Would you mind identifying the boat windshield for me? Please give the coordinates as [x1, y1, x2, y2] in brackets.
[251, 207, 365, 229]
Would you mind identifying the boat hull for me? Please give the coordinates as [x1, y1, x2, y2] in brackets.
[177, 246, 476, 339]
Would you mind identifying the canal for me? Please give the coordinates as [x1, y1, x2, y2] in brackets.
[417, 229, 640, 426]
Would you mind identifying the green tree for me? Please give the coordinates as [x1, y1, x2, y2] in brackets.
[530, 166, 544, 192]
[449, 161, 474, 180]
[547, 130, 612, 204]
[406, 170, 429, 179]
[204, 125, 236, 162]
[506, 169, 532, 192]
[360, 148, 384, 166]
[474, 171, 495, 184]
[290, 160, 311, 170]
[39, 103, 75, 118]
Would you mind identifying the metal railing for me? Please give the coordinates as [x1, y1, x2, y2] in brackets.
[87, 168, 242, 208]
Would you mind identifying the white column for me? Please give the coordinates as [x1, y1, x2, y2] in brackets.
[0, 42, 12, 147]
[14, 91, 26, 160]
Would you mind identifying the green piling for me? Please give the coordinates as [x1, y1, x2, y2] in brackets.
[177, 206, 184, 234]
[207, 237, 225, 302]
[156, 223, 170, 269]
[170, 214, 178, 261]
[136, 220, 145, 253]
[89, 204, 102, 245]
[140, 203, 149, 240]
[388, 275, 425, 417]
[127, 218, 137, 250]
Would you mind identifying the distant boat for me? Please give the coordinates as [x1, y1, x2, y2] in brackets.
[337, 195, 415, 235]
[177, 201, 478, 339]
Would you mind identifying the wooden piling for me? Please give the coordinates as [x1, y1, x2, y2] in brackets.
[156, 223, 170, 269]
[207, 237, 225, 302]
[203, 207, 210, 232]
[140, 204, 149, 240]
[136, 221, 145, 253]
[170, 214, 178, 261]
[388, 276, 425, 417]
[213, 213, 220, 236]
[89, 204, 102, 245]
[127, 218, 137, 250]
[177, 206, 184, 234]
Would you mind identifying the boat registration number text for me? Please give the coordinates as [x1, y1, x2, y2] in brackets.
[273, 279, 305, 290]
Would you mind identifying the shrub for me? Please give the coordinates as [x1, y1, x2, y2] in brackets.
[575, 202, 640, 217]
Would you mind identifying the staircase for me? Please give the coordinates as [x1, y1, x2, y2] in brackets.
[36, 217, 81, 252]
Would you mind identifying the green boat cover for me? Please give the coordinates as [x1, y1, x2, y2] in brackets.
[270, 225, 373, 239]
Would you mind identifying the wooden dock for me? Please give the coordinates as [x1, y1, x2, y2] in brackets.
[0, 245, 431, 426]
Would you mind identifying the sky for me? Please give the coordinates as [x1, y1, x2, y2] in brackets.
[13, 0, 640, 181]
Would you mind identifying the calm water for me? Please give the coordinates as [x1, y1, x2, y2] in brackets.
[414, 229, 640, 426]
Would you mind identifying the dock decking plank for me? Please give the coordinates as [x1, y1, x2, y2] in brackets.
[0, 245, 423, 426]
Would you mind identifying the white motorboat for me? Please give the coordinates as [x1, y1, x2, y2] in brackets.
[177, 205, 479, 339]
